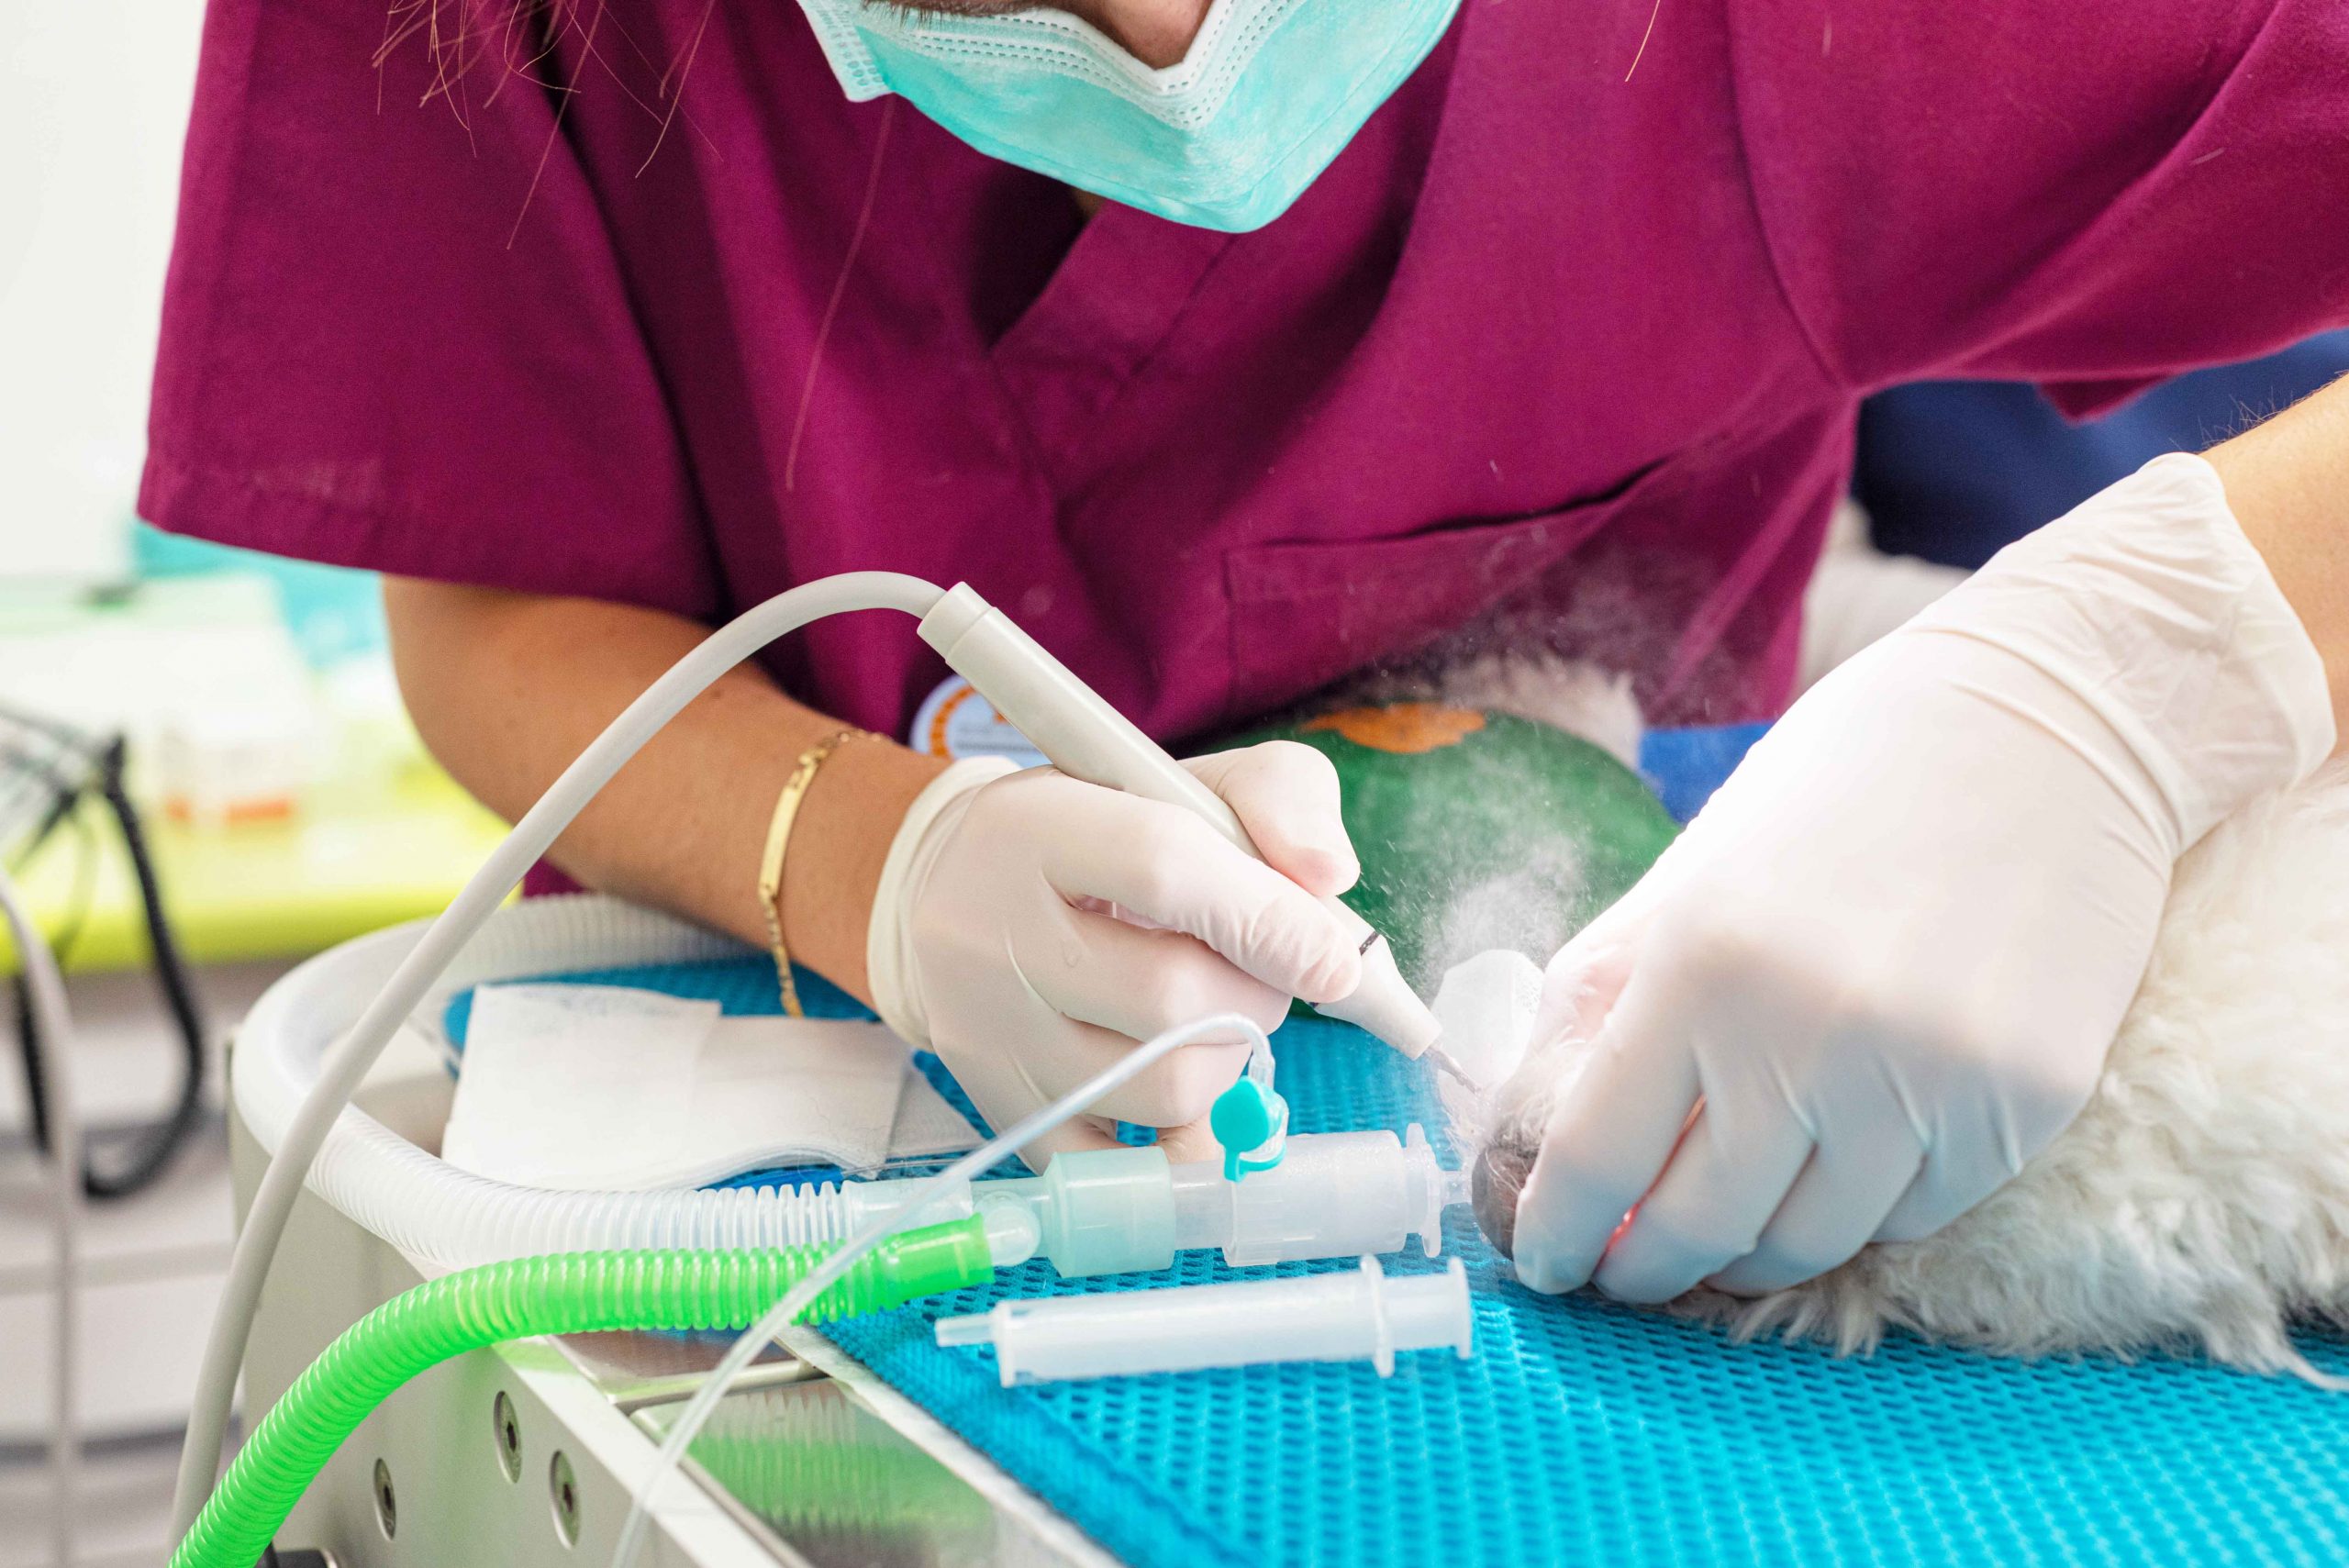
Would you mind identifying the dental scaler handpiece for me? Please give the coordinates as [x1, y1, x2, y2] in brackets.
[918, 584, 1469, 1083]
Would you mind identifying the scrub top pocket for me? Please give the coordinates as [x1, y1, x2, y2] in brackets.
[1219, 458, 1680, 721]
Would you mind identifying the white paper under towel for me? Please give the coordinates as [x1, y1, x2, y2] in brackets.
[441, 984, 978, 1190]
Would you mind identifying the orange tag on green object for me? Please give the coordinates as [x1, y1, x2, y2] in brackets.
[1303, 704, 1486, 754]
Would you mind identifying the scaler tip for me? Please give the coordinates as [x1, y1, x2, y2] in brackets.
[1421, 1044, 1480, 1091]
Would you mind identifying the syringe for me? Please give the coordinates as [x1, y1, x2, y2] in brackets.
[918, 585, 1470, 1082]
[936, 1256, 1475, 1385]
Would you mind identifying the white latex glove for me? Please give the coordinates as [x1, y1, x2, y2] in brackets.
[1502, 454, 2335, 1303]
[866, 742, 1364, 1169]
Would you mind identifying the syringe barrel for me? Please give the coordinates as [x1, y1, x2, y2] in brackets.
[938, 1257, 1473, 1385]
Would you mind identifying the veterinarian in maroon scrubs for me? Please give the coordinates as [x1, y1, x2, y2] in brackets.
[147, 0, 2349, 1297]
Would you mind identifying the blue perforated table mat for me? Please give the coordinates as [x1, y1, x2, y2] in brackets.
[449, 953, 2349, 1567]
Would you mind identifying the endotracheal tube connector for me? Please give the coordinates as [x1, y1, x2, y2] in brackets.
[936, 1256, 1474, 1385]
[979, 1126, 1467, 1278]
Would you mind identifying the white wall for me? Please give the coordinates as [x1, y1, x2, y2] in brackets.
[1, 2, 207, 582]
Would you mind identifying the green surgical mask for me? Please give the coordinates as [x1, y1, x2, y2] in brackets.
[793, 0, 1464, 233]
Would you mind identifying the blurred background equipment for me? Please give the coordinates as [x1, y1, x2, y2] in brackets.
[0, 554, 512, 1562]
[0, 855, 87, 1568]
[3, 702, 208, 1200]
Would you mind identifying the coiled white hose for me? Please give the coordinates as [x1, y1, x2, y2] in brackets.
[295, 1093, 958, 1260]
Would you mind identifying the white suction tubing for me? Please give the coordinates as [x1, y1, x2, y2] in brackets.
[171, 572, 948, 1537]
[232, 897, 967, 1269]
[284, 1092, 941, 1262]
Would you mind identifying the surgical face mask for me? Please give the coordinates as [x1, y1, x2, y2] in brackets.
[793, 0, 1465, 232]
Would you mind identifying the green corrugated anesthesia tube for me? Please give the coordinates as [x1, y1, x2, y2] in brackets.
[172, 1218, 995, 1568]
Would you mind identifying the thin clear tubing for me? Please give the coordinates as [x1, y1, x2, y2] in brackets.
[936, 1255, 1475, 1384]
[169, 1218, 994, 1568]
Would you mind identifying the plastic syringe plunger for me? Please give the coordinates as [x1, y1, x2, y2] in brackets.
[934, 1257, 1473, 1385]
[918, 584, 1444, 1060]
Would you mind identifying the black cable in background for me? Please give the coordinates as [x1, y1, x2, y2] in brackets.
[7, 728, 211, 1199]
[6, 730, 86, 1159]
[86, 736, 210, 1194]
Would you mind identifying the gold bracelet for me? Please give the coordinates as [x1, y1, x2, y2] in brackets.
[759, 728, 872, 1017]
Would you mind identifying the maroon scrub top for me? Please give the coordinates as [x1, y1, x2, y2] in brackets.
[143, 0, 2349, 739]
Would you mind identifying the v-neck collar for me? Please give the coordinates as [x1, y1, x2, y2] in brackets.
[987, 199, 1238, 477]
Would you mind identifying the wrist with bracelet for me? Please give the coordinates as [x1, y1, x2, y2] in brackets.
[757, 727, 878, 1016]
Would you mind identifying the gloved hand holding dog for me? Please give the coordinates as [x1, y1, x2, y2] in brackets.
[1486, 455, 2336, 1301]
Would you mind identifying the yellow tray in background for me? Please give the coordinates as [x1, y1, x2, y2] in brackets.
[0, 763, 513, 976]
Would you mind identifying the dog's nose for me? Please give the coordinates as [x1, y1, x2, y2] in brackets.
[1471, 1133, 1540, 1258]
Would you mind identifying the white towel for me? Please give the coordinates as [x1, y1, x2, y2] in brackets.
[442, 984, 977, 1190]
